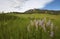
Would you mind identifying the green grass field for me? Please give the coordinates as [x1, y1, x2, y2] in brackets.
[0, 13, 60, 39]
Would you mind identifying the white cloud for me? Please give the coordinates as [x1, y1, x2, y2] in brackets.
[0, 0, 54, 12]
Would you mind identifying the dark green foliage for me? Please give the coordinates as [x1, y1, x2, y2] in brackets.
[0, 14, 19, 22]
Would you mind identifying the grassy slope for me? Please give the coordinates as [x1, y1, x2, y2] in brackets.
[0, 13, 60, 39]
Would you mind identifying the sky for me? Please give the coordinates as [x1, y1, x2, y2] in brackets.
[0, 0, 60, 12]
[44, 0, 60, 10]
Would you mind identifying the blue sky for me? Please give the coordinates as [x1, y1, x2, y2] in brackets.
[0, 0, 60, 12]
[44, 0, 60, 10]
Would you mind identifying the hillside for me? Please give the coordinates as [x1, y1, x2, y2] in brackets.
[0, 13, 60, 39]
[24, 9, 60, 15]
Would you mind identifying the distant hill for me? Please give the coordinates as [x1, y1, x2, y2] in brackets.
[0, 9, 60, 15]
[24, 9, 60, 15]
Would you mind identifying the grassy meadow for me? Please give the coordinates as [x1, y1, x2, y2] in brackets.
[0, 13, 60, 39]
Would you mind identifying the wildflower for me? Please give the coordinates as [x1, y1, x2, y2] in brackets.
[34, 19, 39, 30]
[38, 19, 46, 32]
[50, 31, 54, 37]
[38, 19, 44, 26]
[50, 23, 54, 38]
[38, 19, 42, 26]
[42, 24, 46, 32]
[46, 20, 51, 27]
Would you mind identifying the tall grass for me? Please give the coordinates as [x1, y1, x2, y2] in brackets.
[0, 13, 60, 39]
[26, 17, 56, 39]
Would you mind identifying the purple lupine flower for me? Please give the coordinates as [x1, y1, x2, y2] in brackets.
[34, 19, 39, 30]
[50, 31, 54, 37]
[38, 19, 46, 32]
[38, 19, 44, 26]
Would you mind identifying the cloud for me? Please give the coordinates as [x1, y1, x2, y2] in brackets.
[0, 0, 54, 12]
[19, 0, 54, 12]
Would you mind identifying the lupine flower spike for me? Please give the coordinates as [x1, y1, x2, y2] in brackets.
[27, 25, 30, 32]
[34, 19, 38, 30]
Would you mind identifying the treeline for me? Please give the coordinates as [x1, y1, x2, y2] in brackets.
[0, 9, 60, 15]
[24, 9, 60, 15]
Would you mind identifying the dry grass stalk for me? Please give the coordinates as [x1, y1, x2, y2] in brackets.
[50, 22, 54, 31]
[27, 25, 30, 32]
[30, 20, 34, 26]
[46, 20, 51, 27]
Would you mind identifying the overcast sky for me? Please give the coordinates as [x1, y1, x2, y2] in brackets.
[0, 0, 60, 12]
